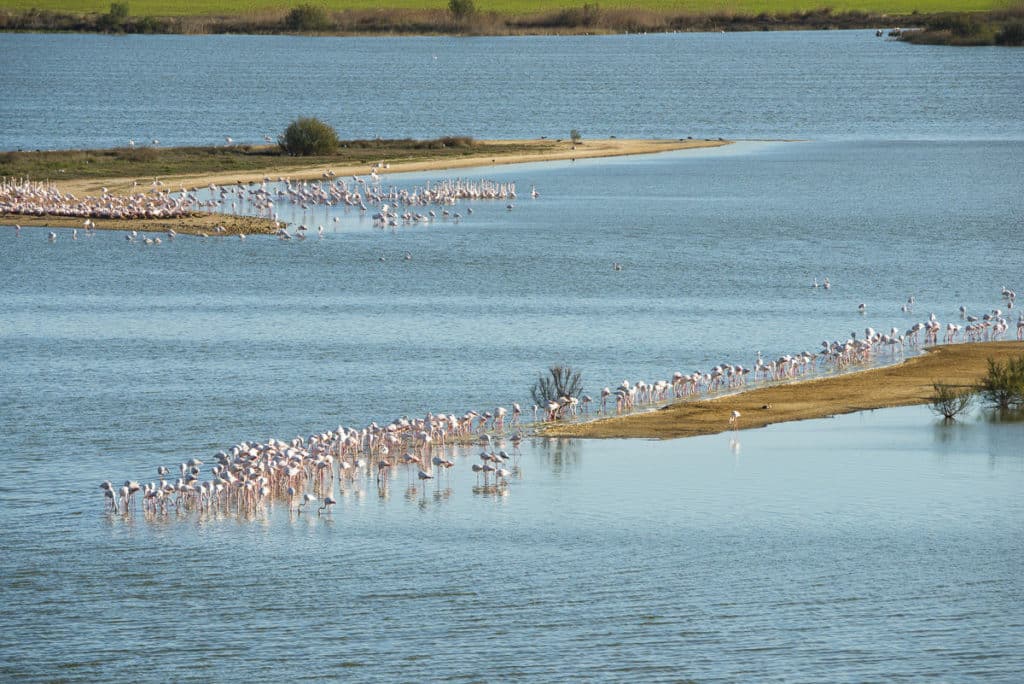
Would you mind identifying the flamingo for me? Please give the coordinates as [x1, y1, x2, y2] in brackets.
[318, 496, 336, 516]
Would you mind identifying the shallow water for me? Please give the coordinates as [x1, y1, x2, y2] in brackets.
[1, 407, 1022, 681]
[2, 30, 1024, 682]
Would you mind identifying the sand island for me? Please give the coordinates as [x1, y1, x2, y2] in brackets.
[539, 341, 1024, 440]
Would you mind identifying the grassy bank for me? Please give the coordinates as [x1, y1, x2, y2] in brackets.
[0, 0, 1008, 36]
[898, 4, 1024, 43]
[1, 138, 728, 195]
[539, 342, 1024, 440]
[0, 138, 539, 181]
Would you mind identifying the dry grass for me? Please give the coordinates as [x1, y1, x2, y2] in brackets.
[539, 342, 1024, 440]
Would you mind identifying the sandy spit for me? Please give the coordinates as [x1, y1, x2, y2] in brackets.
[537, 341, 1024, 440]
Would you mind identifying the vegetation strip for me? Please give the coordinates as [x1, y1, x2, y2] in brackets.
[2, 1, 1019, 39]
[538, 342, 1024, 439]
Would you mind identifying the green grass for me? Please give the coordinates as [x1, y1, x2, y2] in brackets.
[0, 138, 552, 183]
[0, 0, 1004, 17]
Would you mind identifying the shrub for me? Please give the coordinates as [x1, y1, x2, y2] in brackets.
[97, 2, 129, 31]
[929, 383, 973, 420]
[283, 4, 331, 32]
[278, 117, 339, 156]
[109, 2, 129, 20]
[978, 355, 1024, 410]
[570, 129, 582, 144]
[449, 0, 475, 20]
[927, 13, 981, 37]
[996, 21, 1024, 45]
[531, 365, 583, 408]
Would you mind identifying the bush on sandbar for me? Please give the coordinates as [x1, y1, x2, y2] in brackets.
[278, 117, 340, 156]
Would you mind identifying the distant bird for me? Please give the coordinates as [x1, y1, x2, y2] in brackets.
[729, 410, 741, 429]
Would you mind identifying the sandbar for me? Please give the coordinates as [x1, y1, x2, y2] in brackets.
[538, 341, 1024, 440]
[2, 138, 728, 235]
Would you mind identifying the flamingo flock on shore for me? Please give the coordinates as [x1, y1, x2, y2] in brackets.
[99, 285, 1022, 521]
[2, 175, 526, 229]
[1, 177, 195, 219]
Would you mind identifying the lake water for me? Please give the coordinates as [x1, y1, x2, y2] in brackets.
[1, 30, 1022, 149]
[2, 30, 1023, 682]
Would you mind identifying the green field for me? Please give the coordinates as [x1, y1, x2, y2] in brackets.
[0, 0, 1003, 17]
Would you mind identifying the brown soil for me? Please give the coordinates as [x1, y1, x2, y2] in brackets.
[1, 212, 278, 235]
[538, 342, 1024, 440]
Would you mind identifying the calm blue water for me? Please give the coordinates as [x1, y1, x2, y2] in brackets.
[0, 30, 1022, 150]
[2, 31, 1024, 682]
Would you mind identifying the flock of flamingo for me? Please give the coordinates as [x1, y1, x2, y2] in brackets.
[1, 174, 526, 239]
[96, 281, 1021, 521]
[1, 177, 194, 220]
[5, 174, 1018, 522]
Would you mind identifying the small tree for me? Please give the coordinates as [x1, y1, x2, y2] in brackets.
[978, 355, 1024, 410]
[278, 117, 339, 156]
[531, 365, 583, 408]
[929, 383, 973, 421]
[449, 0, 475, 20]
[570, 129, 582, 144]
[97, 2, 129, 31]
[283, 4, 331, 32]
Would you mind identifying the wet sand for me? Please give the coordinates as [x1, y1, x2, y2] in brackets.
[0, 212, 279, 235]
[538, 342, 1024, 440]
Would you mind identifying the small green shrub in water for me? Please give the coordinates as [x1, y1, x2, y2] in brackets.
[278, 117, 340, 156]
[929, 382, 973, 420]
[978, 355, 1024, 410]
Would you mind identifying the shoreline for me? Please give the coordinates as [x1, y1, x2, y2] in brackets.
[0, 8, 1005, 39]
[537, 341, 1024, 440]
[38, 138, 731, 197]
